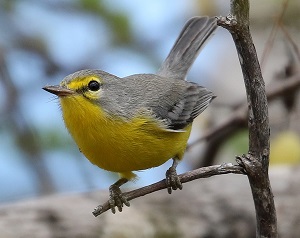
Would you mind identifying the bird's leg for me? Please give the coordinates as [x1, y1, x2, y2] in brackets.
[166, 157, 182, 194]
[108, 177, 130, 214]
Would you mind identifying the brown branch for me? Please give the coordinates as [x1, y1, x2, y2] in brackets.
[268, 74, 300, 101]
[187, 106, 247, 150]
[187, 105, 247, 168]
[188, 106, 247, 167]
[218, 0, 277, 237]
[92, 163, 245, 217]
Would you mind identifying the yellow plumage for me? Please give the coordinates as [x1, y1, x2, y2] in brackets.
[60, 86, 191, 180]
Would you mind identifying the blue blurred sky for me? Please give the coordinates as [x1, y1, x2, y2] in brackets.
[0, 0, 230, 203]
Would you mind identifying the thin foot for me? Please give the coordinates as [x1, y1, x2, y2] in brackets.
[166, 158, 182, 194]
[108, 178, 130, 214]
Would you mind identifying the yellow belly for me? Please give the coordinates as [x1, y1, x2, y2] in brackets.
[60, 95, 191, 179]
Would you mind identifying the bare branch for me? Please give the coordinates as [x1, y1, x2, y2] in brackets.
[260, 0, 290, 70]
[93, 163, 245, 217]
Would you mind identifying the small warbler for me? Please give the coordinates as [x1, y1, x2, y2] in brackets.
[43, 16, 217, 213]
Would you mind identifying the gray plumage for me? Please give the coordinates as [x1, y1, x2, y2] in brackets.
[62, 17, 218, 130]
[157, 16, 218, 80]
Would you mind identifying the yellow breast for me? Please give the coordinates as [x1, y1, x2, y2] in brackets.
[60, 95, 191, 176]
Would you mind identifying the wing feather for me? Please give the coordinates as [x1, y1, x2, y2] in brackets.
[166, 82, 215, 130]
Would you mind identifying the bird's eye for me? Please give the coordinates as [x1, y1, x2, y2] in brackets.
[88, 80, 100, 91]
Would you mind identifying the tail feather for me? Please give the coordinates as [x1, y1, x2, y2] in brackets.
[157, 16, 218, 80]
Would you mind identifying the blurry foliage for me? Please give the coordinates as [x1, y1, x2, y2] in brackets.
[0, 0, 300, 202]
[78, 0, 132, 44]
[219, 130, 249, 161]
[1, 0, 135, 146]
[39, 129, 74, 151]
[1, 0, 14, 11]
[270, 131, 300, 165]
[227, 130, 249, 155]
[0, 0, 136, 198]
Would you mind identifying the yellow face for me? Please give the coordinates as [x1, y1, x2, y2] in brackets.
[61, 75, 104, 102]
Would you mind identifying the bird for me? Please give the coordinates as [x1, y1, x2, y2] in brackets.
[43, 16, 218, 213]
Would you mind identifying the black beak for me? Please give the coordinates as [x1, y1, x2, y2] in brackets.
[43, 85, 74, 97]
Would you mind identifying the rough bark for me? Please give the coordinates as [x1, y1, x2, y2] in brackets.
[218, 0, 277, 236]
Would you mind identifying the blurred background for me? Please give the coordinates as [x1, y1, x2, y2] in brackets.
[0, 0, 299, 205]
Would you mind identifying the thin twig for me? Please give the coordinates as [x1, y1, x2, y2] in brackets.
[260, 0, 290, 70]
[279, 23, 300, 60]
[93, 163, 245, 217]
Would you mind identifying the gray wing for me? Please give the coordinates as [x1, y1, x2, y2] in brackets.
[102, 74, 214, 131]
[162, 82, 215, 130]
[135, 75, 215, 130]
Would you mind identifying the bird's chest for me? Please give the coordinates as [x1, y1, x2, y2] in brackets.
[59, 96, 189, 172]
[60, 96, 125, 165]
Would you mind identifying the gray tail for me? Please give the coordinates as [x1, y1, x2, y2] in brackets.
[157, 16, 218, 80]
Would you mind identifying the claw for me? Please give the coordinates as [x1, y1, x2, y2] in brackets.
[108, 178, 130, 214]
[166, 158, 182, 194]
